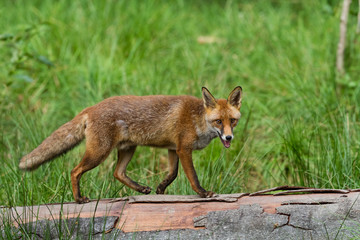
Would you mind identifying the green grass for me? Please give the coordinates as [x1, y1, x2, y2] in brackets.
[1, 0, 360, 208]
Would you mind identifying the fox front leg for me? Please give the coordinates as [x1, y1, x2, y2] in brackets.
[176, 147, 215, 198]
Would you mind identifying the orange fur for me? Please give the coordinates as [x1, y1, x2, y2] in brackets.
[19, 87, 242, 203]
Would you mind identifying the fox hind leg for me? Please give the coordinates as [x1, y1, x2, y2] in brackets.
[71, 145, 113, 204]
[156, 149, 179, 194]
[113, 146, 151, 194]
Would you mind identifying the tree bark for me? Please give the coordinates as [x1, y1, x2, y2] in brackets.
[336, 0, 352, 75]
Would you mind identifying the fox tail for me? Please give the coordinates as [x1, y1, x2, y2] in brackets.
[19, 115, 86, 171]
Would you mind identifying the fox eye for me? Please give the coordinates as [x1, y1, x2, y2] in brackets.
[230, 118, 237, 124]
[215, 119, 222, 124]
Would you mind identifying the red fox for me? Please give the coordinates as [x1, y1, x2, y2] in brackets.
[19, 86, 242, 203]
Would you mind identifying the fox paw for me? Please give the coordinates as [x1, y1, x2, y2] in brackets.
[156, 185, 165, 194]
[156, 189, 164, 194]
[76, 196, 90, 204]
[199, 191, 216, 198]
[140, 186, 152, 194]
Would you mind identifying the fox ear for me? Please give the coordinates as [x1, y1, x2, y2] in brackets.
[202, 87, 217, 109]
[227, 86, 242, 109]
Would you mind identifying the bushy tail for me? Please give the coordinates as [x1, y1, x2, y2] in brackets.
[19, 115, 87, 171]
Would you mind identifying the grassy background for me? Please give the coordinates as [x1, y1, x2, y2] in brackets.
[1, 0, 360, 207]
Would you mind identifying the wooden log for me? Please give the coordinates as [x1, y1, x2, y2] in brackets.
[2, 191, 359, 233]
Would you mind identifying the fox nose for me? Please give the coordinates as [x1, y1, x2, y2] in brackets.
[225, 135, 232, 141]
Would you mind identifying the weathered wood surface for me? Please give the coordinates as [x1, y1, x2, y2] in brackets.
[2, 190, 359, 233]
[120, 191, 359, 240]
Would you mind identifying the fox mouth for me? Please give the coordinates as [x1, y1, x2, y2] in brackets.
[217, 132, 231, 148]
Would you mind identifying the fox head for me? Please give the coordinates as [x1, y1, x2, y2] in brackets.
[202, 86, 242, 148]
